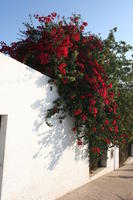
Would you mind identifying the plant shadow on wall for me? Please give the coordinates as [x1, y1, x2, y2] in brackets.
[31, 75, 88, 171]
[1, 12, 133, 166]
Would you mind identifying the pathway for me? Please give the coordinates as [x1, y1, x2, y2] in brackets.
[57, 157, 133, 200]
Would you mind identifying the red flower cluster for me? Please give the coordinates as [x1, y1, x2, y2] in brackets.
[77, 140, 82, 145]
[74, 109, 82, 116]
[81, 114, 87, 121]
[92, 147, 101, 154]
[92, 127, 96, 132]
[39, 53, 49, 64]
[0, 12, 123, 158]
[105, 138, 111, 144]
[72, 127, 77, 132]
[58, 63, 67, 75]
[56, 46, 68, 59]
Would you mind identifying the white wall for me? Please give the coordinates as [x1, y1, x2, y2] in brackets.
[109, 146, 119, 170]
[89, 145, 119, 182]
[0, 53, 89, 200]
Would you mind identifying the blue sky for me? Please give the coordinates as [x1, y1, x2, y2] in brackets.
[0, 0, 133, 45]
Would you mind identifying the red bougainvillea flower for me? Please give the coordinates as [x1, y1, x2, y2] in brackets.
[80, 95, 86, 99]
[77, 62, 84, 70]
[122, 140, 126, 144]
[108, 127, 112, 132]
[108, 83, 112, 88]
[51, 12, 57, 18]
[92, 147, 101, 153]
[72, 33, 80, 42]
[109, 92, 114, 100]
[77, 140, 82, 145]
[44, 16, 51, 24]
[80, 25, 84, 31]
[93, 107, 98, 118]
[56, 46, 68, 59]
[113, 119, 116, 126]
[101, 126, 104, 131]
[100, 88, 107, 99]
[62, 35, 70, 46]
[108, 108, 112, 112]
[70, 95, 76, 99]
[58, 63, 67, 75]
[104, 98, 110, 105]
[72, 127, 77, 132]
[105, 138, 111, 144]
[121, 134, 126, 138]
[39, 53, 49, 64]
[92, 127, 96, 132]
[83, 22, 88, 26]
[113, 107, 116, 114]
[104, 119, 109, 125]
[74, 108, 82, 116]
[81, 114, 87, 121]
[114, 125, 119, 133]
[90, 99, 96, 105]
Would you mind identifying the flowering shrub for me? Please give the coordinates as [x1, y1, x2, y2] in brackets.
[0, 13, 130, 160]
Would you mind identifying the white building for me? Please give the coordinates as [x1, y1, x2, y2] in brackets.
[0, 53, 119, 200]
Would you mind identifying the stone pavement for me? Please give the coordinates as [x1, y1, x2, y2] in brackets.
[57, 157, 133, 200]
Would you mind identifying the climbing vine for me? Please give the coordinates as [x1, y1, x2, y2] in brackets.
[1, 12, 133, 161]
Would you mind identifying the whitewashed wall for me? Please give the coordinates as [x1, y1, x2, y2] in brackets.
[89, 145, 119, 182]
[0, 53, 89, 200]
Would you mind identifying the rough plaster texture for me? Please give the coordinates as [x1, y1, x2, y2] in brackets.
[0, 53, 89, 200]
